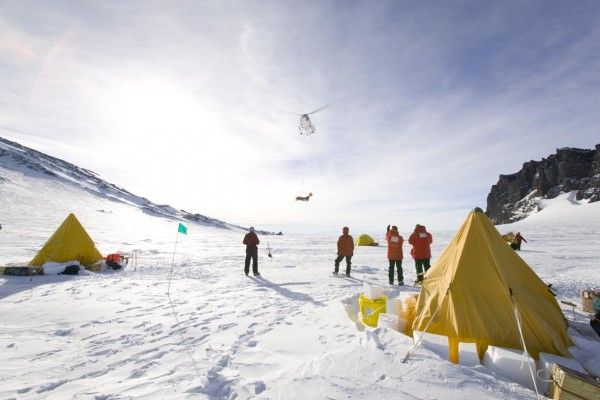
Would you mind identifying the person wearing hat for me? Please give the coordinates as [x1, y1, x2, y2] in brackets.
[408, 224, 433, 284]
[334, 226, 354, 276]
[243, 227, 260, 276]
[385, 225, 404, 285]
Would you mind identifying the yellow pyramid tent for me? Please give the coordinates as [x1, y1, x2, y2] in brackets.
[411, 208, 572, 363]
[29, 213, 103, 270]
[356, 234, 378, 246]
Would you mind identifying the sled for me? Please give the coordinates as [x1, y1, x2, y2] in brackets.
[1, 266, 43, 276]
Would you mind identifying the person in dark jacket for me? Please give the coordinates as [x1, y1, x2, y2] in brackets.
[385, 225, 404, 285]
[334, 226, 354, 276]
[243, 227, 260, 276]
[408, 224, 433, 284]
[510, 232, 527, 251]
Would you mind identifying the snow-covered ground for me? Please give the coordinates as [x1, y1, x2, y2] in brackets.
[1, 163, 599, 398]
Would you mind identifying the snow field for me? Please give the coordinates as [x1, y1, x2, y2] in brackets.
[1, 170, 599, 399]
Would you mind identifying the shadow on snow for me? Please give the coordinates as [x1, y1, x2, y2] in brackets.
[249, 276, 326, 307]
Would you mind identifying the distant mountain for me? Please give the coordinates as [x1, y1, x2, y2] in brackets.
[0, 136, 277, 235]
[486, 144, 600, 224]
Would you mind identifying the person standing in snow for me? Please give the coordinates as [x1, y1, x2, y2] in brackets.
[243, 227, 260, 276]
[385, 225, 404, 285]
[408, 224, 433, 284]
[334, 226, 354, 276]
[510, 232, 527, 251]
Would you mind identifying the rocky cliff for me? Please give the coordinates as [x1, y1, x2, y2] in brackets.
[486, 144, 600, 224]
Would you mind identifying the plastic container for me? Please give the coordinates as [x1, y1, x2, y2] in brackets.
[363, 282, 384, 300]
[359, 293, 387, 327]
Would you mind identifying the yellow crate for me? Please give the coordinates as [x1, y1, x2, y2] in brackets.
[549, 364, 600, 400]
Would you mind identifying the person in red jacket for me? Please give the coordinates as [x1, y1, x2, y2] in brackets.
[408, 224, 433, 284]
[243, 227, 260, 276]
[385, 225, 404, 285]
[334, 226, 354, 276]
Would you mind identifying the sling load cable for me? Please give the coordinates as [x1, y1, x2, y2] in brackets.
[297, 134, 310, 199]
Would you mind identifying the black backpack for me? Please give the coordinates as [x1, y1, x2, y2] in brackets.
[61, 265, 80, 275]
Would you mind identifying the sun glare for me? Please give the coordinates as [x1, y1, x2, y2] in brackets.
[110, 80, 208, 136]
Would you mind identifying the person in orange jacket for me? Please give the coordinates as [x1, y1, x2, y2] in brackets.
[385, 225, 404, 285]
[334, 226, 354, 276]
[243, 227, 260, 276]
[408, 224, 433, 284]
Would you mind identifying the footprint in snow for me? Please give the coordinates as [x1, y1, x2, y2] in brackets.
[218, 322, 236, 331]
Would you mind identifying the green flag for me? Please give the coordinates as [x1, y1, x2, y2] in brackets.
[178, 223, 187, 235]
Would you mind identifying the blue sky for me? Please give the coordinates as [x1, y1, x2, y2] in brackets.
[1, 1, 599, 234]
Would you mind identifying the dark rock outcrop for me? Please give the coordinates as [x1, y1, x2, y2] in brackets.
[486, 144, 600, 224]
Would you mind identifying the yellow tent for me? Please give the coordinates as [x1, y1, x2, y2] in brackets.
[412, 208, 572, 363]
[356, 234, 378, 246]
[29, 213, 103, 270]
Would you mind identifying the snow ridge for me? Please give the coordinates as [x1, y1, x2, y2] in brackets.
[0, 136, 269, 233]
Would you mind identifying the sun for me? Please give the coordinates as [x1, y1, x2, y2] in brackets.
[108, 78, 216, 141]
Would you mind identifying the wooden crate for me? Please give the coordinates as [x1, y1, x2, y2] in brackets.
[549, 364, 600, 400]
[581, 290, 600, 313]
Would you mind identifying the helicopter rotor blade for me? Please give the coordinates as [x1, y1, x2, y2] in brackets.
[306, 105, 329, 115]
[278, 110, 301, 116]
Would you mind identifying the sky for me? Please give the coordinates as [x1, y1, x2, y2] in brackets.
[1, 0, 600, 234]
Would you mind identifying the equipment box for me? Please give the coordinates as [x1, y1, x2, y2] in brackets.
[549, 364, 600, 400]
[581, 289, 600, 313]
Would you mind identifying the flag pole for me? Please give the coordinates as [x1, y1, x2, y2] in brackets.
[167, 230, 180, 295]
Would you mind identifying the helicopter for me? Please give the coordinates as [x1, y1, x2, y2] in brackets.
[285, 105, 328, 136]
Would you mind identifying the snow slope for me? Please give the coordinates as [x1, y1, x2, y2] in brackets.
[1, 144, 599, 399]
[0, 136, 268, 233]
[498, 191, 600, 302]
